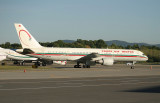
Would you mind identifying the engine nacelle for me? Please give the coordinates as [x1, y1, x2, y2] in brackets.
[126, 61, 136, 66]
[126, 63, 133, 66]
[53, 61, 67, 65]
[98, 58, 114, 66]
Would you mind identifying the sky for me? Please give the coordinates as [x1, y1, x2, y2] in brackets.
[0, 0, 160, 44]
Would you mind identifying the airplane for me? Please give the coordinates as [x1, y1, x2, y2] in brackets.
[0, 47, 38, 65]
[14, 23, 148, 69]
[0, 52, 7, 61]
[15, 48, 67, 66]
[0, 47, 67, 66]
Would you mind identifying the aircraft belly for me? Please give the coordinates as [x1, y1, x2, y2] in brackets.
[7, 55, 36, 61]
[67, 56, 82, 61]
[34, 55, 67, 61]
[114, 57, 141, 61]
[35, 55, 82, 61]
[0, 56, 6, 61]
[51, 56, 82, 61]
[51, 56, 67, 61]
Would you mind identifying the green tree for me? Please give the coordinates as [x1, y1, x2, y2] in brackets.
[132, 44, 139, 49]
[110, 43, 118, 49]
[11, 43, 21, 49]
[126, 45, 132, 49]
[96, 39, 107, 48]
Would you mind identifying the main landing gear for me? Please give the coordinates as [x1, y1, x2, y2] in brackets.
[74, 62, 90, 68]
[32, 61, 47, 68]
[74, 62, 81, 68]
[130, 61, 136, 69]
[83, 64, 90, 68]
[131, 66, 134, 69]
[13, 61, 24, 66]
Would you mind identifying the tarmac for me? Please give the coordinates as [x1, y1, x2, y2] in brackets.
[0, 64, 159, 80]
[0, 64, 160, 103]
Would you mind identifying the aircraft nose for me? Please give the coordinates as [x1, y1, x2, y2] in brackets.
[145, 55, 148, 61]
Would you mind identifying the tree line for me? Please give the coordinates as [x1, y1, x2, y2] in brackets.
[1, 39, 160, 62]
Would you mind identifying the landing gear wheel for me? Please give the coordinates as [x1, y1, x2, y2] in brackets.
[74, 62, 81, 68]
[32, 62, 39, 68]
[83, 64, 90, 68]
[74, 65, 81, 68]
[131, 66, 134, 69]
[21, 62, 24, 66]
[42, 62, 46, 66]
[86, 65, 90, 68]
[1, 62, 5, 66]
[13, 61, 18, 65]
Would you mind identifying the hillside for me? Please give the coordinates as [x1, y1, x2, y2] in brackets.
[62, 40, 160, 47]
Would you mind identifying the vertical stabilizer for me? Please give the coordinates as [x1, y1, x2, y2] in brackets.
[14, 24, 42, 49]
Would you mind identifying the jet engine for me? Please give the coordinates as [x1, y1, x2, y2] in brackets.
[98, 58, 114, 66]
[53, 61, 67, 65]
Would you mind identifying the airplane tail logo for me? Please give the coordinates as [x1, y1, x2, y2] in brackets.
[14, 24, 42, 49]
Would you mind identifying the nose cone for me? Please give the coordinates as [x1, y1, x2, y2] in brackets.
[144, 55, 148, 61]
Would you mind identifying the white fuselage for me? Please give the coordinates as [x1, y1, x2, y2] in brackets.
[28, 47, 148, 62]
[0, 48, 37, 61]
[14, 23, 148, 67]
[0, 52, 7, 61]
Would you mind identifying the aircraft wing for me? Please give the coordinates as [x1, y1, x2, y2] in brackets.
[78, 53, 101, 63]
